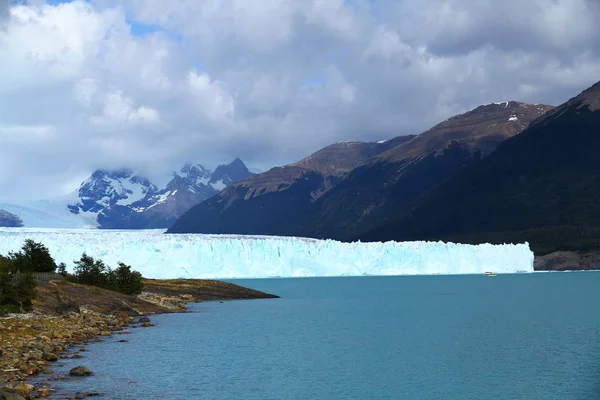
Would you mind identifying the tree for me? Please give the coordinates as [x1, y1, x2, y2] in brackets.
[57, 262, 67, 277]
[9, 239, 57, 273]
[72, 253, 108, 287]
[70, 254, 144, 295]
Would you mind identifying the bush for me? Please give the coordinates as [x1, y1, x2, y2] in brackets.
[0, 256, 36, 313]
[108, 263, 144, 295]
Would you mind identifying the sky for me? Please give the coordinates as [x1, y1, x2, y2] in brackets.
[1, 0, 600, 201]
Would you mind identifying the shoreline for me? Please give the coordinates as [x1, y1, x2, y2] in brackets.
[0, 279, 278, 399]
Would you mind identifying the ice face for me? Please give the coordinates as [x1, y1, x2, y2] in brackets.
[0, 228, 534, 279]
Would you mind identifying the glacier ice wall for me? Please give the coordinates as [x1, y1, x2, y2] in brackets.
[0, 228, 534, 279]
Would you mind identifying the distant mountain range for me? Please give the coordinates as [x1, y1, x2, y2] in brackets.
[168, 101, 553, 238]
[168, 80, 600, 257]
[167, 137, 415, 235]
[1, 158, 253, 229]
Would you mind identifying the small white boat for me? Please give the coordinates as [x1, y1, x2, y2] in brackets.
[484, 271, 497, 276]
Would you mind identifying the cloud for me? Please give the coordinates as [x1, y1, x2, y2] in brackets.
[0, 0, 600, 201]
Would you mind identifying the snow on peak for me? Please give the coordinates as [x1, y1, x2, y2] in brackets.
[68, 169, 158, 215]
[177, 164, 211, 181]
[508, 115, 518, 121]
[491, 101, 509, 108]
[210, 179, 227, 192]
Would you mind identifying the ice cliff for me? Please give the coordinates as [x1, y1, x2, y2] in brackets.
[0, 228, 534, 279]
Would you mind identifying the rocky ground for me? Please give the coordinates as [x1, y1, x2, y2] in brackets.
[534, 251, 600, 271]
[0, 279, 277, 399]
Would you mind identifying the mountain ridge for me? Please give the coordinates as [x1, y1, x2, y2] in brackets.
[168, 100, 552, 236]
[358, 80, 600, 254]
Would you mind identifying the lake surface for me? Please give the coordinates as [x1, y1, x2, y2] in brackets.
[41, 273, 600, 399]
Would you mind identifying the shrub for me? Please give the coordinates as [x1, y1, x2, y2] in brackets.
[108, 263, 144, 295]
[0, 257, 36, 313]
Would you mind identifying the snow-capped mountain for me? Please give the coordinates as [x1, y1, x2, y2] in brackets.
[89, 158, 253, 229]
[0, 158, 253, 229]
[67, 169, 158, 215]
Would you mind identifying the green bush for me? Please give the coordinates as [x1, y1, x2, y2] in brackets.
[108, 263, 144, 295]
[0, 255, 36, 313]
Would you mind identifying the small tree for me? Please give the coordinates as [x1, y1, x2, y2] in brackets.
[108, 262, 144, 295]
[9, 239, 57, 273]
[57, 262, 68, 277]
[73, 253, 108, 287]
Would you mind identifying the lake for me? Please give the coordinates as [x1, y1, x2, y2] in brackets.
[39, 273, 600, 399]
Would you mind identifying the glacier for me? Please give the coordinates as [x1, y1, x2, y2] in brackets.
[0, 228, 534, 279]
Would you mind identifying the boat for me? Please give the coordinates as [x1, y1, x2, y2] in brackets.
[484, 271, 497, 276]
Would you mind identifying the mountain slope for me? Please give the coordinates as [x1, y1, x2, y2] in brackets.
[167, 137, 414, 234]
[290, 101, 553, 240]
[360, 81, 600, 254]
[0, 210, 23, 227]
[168, 102, 552, 237]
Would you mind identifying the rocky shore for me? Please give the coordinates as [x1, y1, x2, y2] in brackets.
[534, 250, 600, 271]
[0, 279, 277, 399]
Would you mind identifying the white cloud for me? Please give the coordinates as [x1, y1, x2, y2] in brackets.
[0, 0, 599, 201]
[92, 89, 161, 125]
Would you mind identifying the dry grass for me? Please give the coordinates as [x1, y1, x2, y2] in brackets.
[141, 278, 279, 300]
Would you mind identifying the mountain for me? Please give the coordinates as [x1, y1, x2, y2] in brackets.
[290, 101, 554, 240]
[208, 157, 254, 190]
[96, 159, 254, 229]
[0, 209, 23, 227]
[2, 158, 252, 229]
[167, 137, 415, 235]
[68, 169, 158, 216]
[168, 102, 552, 236]
[359, 81, 600, 255]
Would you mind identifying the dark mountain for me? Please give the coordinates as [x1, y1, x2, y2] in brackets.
[98, 159, 254, 229]
[359, 81, 600, 255]
[208, 157, 254, 189]
[0, 210, 23, 227]
[168, 102, 552, 237]
[167, 137, 415, 234]
[291, 101, 554, 240]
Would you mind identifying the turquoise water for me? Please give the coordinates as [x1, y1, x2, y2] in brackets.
[40, 273, 600, 399]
